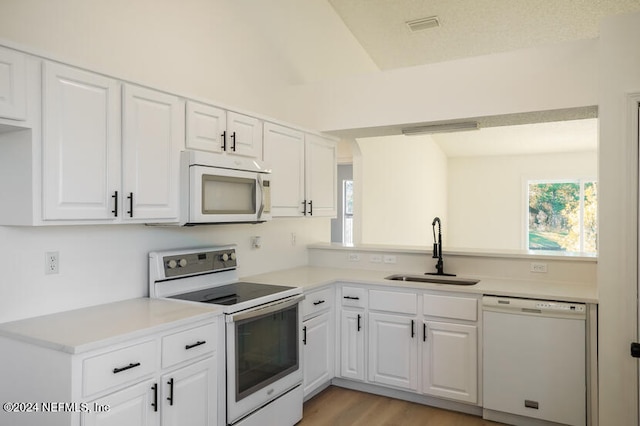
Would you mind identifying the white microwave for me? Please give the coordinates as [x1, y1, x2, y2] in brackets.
[180, 151, 272, 225]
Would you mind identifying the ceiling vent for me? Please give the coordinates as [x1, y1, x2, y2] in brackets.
[406, 16, 440, 32]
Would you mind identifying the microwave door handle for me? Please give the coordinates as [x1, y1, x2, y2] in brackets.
[257, 174, 265, 220]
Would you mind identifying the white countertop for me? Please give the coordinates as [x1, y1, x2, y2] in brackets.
[243, 266, 598, 304]
[0, 298, 222, 354]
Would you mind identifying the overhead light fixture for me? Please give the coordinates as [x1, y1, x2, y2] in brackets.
[402, 121, 480, 136]
[406, 16, 440, 32]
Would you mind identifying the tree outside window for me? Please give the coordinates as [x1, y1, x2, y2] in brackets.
[528, 180, 597, 253]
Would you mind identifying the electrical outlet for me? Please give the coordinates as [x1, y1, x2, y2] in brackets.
[530, 262, 548, 273]
[45, 251, 59, 275]
[369, 254, 382, 263]
[348, 253, 361, 262]
[383, 255, 397, 264]
[251, 236, 262, 249]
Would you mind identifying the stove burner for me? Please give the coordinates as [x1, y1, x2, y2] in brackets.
[169, 282, 296, 306]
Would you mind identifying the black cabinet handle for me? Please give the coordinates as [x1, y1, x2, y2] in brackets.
[221, 130, 227, 150]
[343, 296, 360, 300]
[112, 191, 118, 217]
[308, 200, 313, 216]
[231, 131, 237, 151]
[357, 314, 361, 332]
[313, 300, 325, 306]
[302, 199, 307, 215]
[112, 362, 140, 374]
[167, 378, 174, 406]
[423, 323, 427, 342]
[126, 192, 133, 217]
[151, 383, 158, 412]
[185, 340, 206, 350]
[303, 326, 307, 345]
[411, 320, 415, 338]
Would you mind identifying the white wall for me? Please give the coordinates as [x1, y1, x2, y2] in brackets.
[597, 11, 640, 425]
[356, 135, 447, 246]
[290, 38, 598, 132]
[447, 151, 598, 250]
[0, 219, 329, 323]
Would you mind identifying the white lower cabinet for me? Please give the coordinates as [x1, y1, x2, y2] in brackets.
[303, 311, 334, 396]
[302, 287, 335, 398]
[422, 321, 478, 403]
[0, 315, 220, 426]
[333, 285, 480, 407]
[83, 379, 158, 426]
[340, 309, 366, 381]
[368, 312, 418, 391]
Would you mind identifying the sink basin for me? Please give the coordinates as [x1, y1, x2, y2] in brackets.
[385, 274, 479, 286]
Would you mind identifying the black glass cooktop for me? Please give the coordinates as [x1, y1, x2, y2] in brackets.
[169, 282, 295, 306]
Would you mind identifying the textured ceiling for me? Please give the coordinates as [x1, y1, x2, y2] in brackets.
[329, 0, 640, 70]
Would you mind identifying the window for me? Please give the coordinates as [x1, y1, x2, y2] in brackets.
[528, 180, 597, 253]
[343, 180, 354, 245]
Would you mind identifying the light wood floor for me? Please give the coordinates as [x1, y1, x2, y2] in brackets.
[298, 386, 503, 426]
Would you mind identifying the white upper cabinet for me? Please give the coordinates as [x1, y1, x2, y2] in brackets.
[304, 134, 337, 218]
[0, 46, 27, 121]
[226, 111, 262, 158]
[185, 105, 261, 159]
[42, 62, 121, 221]
[186, 101, 226, 154]
[264, 123, 337, 218]
[263, 123, 305, 216]
[122, 84, 184, 222]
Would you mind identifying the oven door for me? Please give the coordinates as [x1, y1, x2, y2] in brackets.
[225, 295, 304, 424]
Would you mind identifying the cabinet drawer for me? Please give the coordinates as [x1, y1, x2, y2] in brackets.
[83, 340, 157, 397]
[341, 286, 366, 308]
[369, 290, 417, 314]
[162, 322, 217, 368]
[423, 294, 477, 321]
[303, 287, 334, 318]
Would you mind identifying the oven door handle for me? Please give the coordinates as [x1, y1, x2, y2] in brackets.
[227, 294, 305, 323]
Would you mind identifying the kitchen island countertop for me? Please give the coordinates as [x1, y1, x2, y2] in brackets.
[0, 298, 222, 354]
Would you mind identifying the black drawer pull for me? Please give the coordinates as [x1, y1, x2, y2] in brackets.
[313, 300, 325, 306]
[185, 340, 206, 350]
[112, 362, 141, 374]
[357, 314, 361, 331]
[151, 383, 158, 412]
[167, 378, 174, 406]
[303, 326, 307, 345]
[343, 296, 360, 300]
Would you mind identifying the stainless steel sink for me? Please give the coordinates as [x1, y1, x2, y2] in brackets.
[384, 274, 479, 286]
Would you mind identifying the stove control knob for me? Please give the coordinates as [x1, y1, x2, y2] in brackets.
[230, 252, 237, 261]
[178, 258, 188, 268]
[167, 259, 178, 269]
[221, 253, 229, 262]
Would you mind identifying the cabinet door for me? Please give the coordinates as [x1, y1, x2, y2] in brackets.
[368, 312, 418, 391]
[186, 101, 226, 153]
[0, 46, 27, 120]
[83, 379, 158, 426]
[263, 122, 305, 216]
[340, 309, 365, 381]
[42, 62, 120, 220]
[303, 311, 334, 396]
[423, 321, 477, 403]
[161, 357, 217, 426]
[305, 134, 337, 217]
[122, 84, 184, 221]
[227, 111, 262, 159]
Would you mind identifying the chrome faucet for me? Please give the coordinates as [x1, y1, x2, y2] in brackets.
[426, 217, 456, 277]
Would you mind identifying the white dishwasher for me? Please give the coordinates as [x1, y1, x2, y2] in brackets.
[482, 296, 586, 426]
